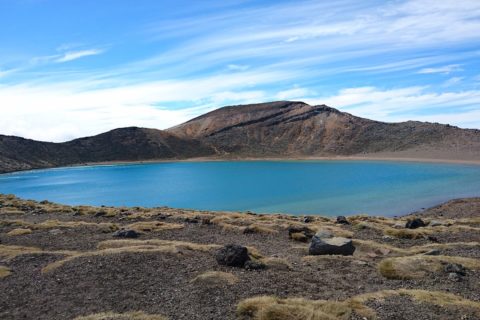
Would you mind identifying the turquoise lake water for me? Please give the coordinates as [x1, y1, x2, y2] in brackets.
[1, 161, 480, 216]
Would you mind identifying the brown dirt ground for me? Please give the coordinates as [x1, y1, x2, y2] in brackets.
[0, 194, 479, 320]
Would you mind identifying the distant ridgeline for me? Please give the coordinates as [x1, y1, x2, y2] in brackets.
[1, 101, 480, 173]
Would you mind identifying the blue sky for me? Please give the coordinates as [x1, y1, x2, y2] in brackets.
[1, 0, 480, 142]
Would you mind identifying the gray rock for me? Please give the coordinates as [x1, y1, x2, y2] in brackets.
[445, 263, 466, 276]
[405, 218, 426, 229]
[309, 236, 355, 256]
[336, 216, 349, 225]
[215, 244, 250, 267]
[393, 222, 405, 229]
[424, 249, 441, 256]
[303, 216, 314, 223]
[447, 272, 462, 282]
[314, 230, 334, 239]
[49, 229, 63, 235]
[113, 229, 139, 238]
[428, 220, 443, 227]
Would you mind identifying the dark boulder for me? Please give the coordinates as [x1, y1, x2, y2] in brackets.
[405, 218, 426, 229]
[113, 229, 139, 238]
[336, 216, 349, 225]
[215, 244, 250, 267]
[445, 263, 466, 276]
[303, 216, 314, 223]
[309, 236, 355, 256]
[244, 260, 266, 270]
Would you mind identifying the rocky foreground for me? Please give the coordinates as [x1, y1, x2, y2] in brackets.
[0, 195, 479, 320]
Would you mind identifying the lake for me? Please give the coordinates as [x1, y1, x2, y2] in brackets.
[1, 160, 480, 216]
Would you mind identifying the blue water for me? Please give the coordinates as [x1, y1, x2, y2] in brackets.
[1, 161, 480, 216]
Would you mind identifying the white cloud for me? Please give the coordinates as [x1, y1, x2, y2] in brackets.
[0, 70, 289, 142]
[227, 64, 249, 71]
[417, 64, 463, 74]
[306, 86, 480, 128]
[442, 77, 463, 87]
[55, 49, 104, 63]
[276, 87, 312, 100]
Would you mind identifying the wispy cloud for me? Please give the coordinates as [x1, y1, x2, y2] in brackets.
[306, 86, 480, 128]
[0, 69, 290, 141]
[418, 64, 463, 74]
[442, 77, 463, 87]
[1, 0, 480, 141]
[55, 49, 104, 63]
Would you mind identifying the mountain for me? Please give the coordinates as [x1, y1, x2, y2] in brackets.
[1, 101, 480, 173]
[0, 127, 215, 173]
[168, 101, 480, 157]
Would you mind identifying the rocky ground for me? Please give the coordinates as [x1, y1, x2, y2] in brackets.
[0, 195, 479, 320]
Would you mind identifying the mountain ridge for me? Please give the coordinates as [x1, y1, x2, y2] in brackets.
[1, 101, 480, 173]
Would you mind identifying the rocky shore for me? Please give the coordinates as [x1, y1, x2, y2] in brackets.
[0, 195, 479, 319]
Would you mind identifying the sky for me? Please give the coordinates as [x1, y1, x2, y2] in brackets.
[1, 0, 480, 142]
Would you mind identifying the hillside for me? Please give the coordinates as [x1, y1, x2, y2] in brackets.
[1, 101, 480, 173]
[168, 101, 480, 158]
[0, 127, 215, 173]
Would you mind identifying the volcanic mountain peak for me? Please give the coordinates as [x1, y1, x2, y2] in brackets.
[1, 101, 480, 173]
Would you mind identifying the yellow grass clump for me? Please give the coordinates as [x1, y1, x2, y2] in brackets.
[6, 228, 32, 236]
[0, 266, 12, 278]
[0, 244, 43, 260]
[42, 239, 220, 273]
[350, 289, 480, 318]
[0, 219, 118, 232]
[260, 257, 293, 271]
[191, 271, 239, 286]
[0, 244, 77, 261]
[378, 255, 480, 279]
[97, 239, 220, 252]
[354, 239, 480, 258]
[244, 224, 279, 235]
[238, 289, 480, 320]
[0, 208, 25, 215]
[237, 296, 352, 320]
[125, 221, 184, 232]
[73, 311, 168, 320]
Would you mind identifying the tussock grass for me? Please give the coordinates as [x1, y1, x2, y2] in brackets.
[378, 255, 480, 279]
[0, 266, 12, 278]
[244, 224, 278, 235]
[42, 239, 220, 273]
[73, 311, 168, 320]
[42, 245, 180, 273]
[246, 246, 264, 260]
[238, 289, 480, 320]
[260, 257, 293, 271]
[290, 232, 309, 242]
[191, 271, 239, 286]
[383, 227, 432, 239]
[6, 228, 32, 236]
[0, 219, 118, 232]
[350, 289, 480, 318]
[237, 296, 352, 320]
[0, 244, 77, 261]
[219, 222, 247, 233]
[0, 208, 25, 215]
[0, 244, 43, 260]
[97, 239, 220, 252]
[353, 239, 480, 257]
[125, 221, 184, 232]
